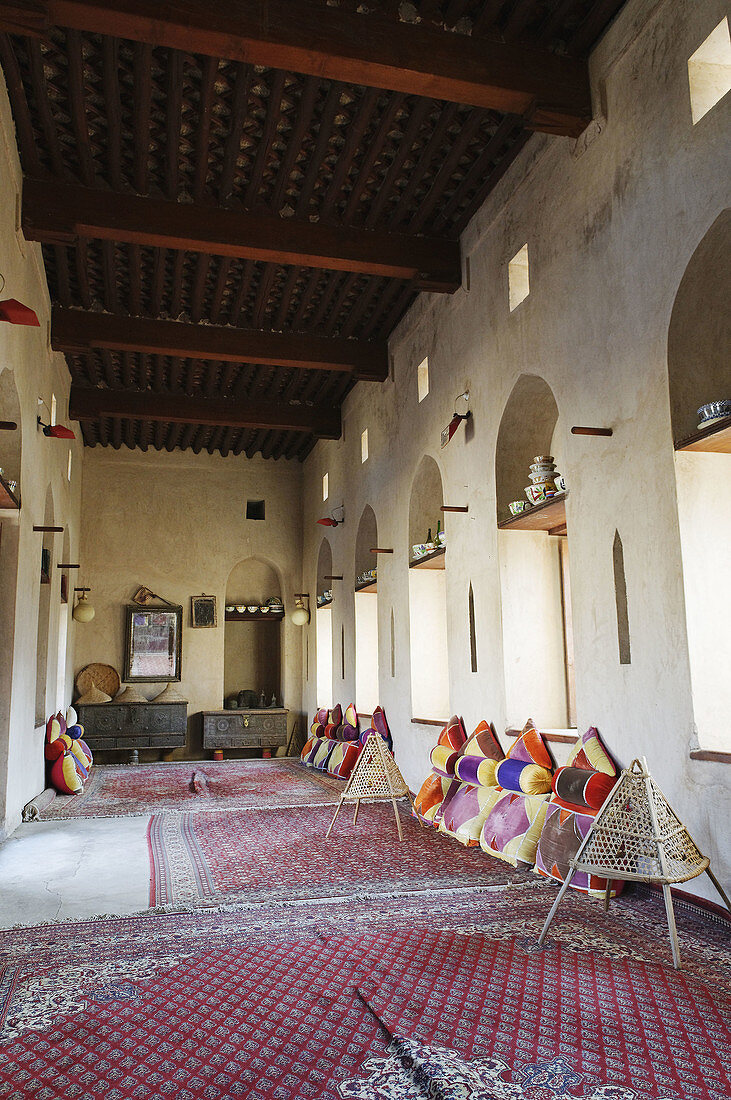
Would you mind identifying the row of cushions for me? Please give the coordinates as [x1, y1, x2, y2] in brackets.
[45, 707, 93, 795]
[301, 705, 392, 780]
[309, 702, 360, 743]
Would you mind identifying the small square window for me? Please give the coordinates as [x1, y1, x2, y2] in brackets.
[688, 18, 731, 125]
[322, 473, 329, 501]
[361, 429, 369, 463]
[417, 357, 429, 403]
[67, 450, 72, 482]
[246, 499, 265, 520]
[50, 393, 57, 426]
[508, 244, 530, 311]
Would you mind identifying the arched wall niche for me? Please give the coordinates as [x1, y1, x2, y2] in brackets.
[354, 505, 379, 714]
[668, 209, 730, 442]
[223, 556, 282, 704]
[495, 374, 559, 518]
[408, 455, 445, 549]
[408, 457, 449, 721]
[35, 486, 55, 726]
[0, 369, 22, 824]
[55, 528, 72, 712]
[316, 538, 333, 707]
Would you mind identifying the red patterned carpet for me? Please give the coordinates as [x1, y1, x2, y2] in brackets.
[146, 800, 526, 907]
[41, 758, 342, 818]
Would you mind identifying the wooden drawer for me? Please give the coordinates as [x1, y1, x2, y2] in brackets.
[202, 710, 287, 749]
[77, 702, 188, 751]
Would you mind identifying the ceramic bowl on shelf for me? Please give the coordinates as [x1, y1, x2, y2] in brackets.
[529, 471, 558, 485]
[437, 531, 447, 545]
[533, 455, 553, 464]
[509, 500, 529, 515]
[236, 604, 246, 613]
[247, 605, 259, 613]
[555, 475, 567, 492]
[412, 543, 428, 558]
[259, 605, 269, 613]
[697, 400, 731, 423]
[525, 484, 556, 504]
[225, 604, 235, 613]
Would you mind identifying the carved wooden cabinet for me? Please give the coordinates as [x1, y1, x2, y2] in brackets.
[202, 709, 288, 750]
[76, 701, 188, 751]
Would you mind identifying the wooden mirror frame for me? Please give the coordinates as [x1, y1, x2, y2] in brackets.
[123, 604, 183, 682]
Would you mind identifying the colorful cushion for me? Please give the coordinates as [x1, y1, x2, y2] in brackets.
[371, 706, 392, 749]
[566, 726, 617, 776]
[312, 738, 336, 770]
[328, 703, 343, 728]
[310, 719, 325, 738]
[432, 777, 461, 827]
[301, 735, 316, 763]
[494, 758, 553, 795]
[65, 705, 78, 727]
[552, 766, 615, 812]
[429, 744, 460, 779]
[454, 754, 498, 788]
[479, 791, 552, 867]
[50, 750, 85, 795]
[457, 719, 502, 761]
[316, 707, 328, 725]
[438, 782, 502, 846]
[344, 703, 358, 729]
[438, 715, 467, 751]
[413, 773, 452, 825]
[303, 736, 323, 767]
[327, 741, 361, 780]
[507, 719, 553, 770]
[45, 713, 64, 743]
[536, 801, 624, 899]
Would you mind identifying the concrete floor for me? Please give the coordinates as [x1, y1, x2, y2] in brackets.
[0, 815, 150, 928]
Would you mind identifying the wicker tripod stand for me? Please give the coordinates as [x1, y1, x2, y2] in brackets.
[326, 733, 417, 841]
[537, 757, 731, 968]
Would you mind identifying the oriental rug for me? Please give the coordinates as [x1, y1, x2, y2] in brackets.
[146, 800, 527, 907]
[41, 758, 342, 819]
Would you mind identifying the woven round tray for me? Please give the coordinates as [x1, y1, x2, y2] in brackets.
[75, 662, 121, 699]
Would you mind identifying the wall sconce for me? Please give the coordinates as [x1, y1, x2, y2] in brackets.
[441, 391, 471, 448]
[0, 271, 40, 327]
[291, 593, 310, 627]
[72, 587, 95, 623]
[37, 397, 76, 439]
[317, 505, 345, 527]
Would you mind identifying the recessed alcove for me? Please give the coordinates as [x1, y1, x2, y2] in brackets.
[496, 375, 575, 730]
[35, 487, 55, 727]
[671, 212, 731, 752]
[316, 538, 333, 706]
[224, 557, 282, 706]
[408, 456, 449, 721]
[354, 505, 379, 713]
[0, 370, 22, 825]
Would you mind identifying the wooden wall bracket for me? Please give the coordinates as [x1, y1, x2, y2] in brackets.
[441, 505, 468, 512]
[33, 525, 63, 532]
[73, 586, 91, 592]
[324, 575, 343, 580]
[57, 563, 80, 568]
[0, 421, 18, 431]
[370, 547, 393, 553]
[294, 592, 310, 598]
[571, 426, 613, 436]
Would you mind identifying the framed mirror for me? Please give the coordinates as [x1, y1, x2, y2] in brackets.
[123, 604, 182, 682]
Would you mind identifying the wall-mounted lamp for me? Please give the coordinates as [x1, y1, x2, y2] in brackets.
[0, 271, 40, 327]
[441, 391, 471, 449]
[37, 397, 76, 439]
[72, 587, 95, 623]
[317, 504, 345, 527]
[291, 593, 310, 627]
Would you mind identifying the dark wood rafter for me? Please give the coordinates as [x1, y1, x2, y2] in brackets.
[69, 386, 341, 439]
[7, 0, 593, 136]
[52, 308, 388, 380]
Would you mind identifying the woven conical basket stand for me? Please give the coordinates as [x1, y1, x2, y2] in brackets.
[326, 733, 417, 841]
[537, 757, 731, 968]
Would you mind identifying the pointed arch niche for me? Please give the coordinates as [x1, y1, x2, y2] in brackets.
[408, 456, 449, 721]
[35, 487, 56, 726]
[496, 375, 575, 730]
[316, 539, 334, 707]
[354, 505, 379, 714]
[671, 211, 731, 753]
[0, 369, 22, 823]
[224, 557, 282, 704]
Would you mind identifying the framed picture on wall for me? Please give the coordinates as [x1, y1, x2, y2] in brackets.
[124, 604, 182, 681]
[191, 594, 217, 628]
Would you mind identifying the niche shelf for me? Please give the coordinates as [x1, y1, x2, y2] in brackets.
[316, 597, 333, 609]
[355, 580, 377, 593]
[674, 417, 731, 454]
[225, 609, 284, 622]
[409, 546, 445, 570]
[0, 472, 20, 509]
[498, 492, 568, 535]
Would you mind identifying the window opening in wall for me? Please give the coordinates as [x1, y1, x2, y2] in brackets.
[355, 506, 379, 713]
[558, 539, 577, 727]
[317, 539, 334, 705]
[67, 449, 72, 482]
[613, 531, 631, 665]
[417, 357, 429, 403]
[341, 624, 345, 680]
[55, 602, 68, 712]
[246, 499, 265, 520]
[409, 456, 449, 720]
[390, 608, 395, 678]
[508, 244, 530, 311]
[361, 428, 369, 463]
[50, 393, 57, 426]
[468, 582, 478, 673]
[688, 18, 731, 125]
[322, 473, 329, 501]
[306, 632, 309, 681]
[35, 497, 54, 727]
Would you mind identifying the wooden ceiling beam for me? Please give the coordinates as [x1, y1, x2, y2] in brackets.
[52, 308, 388, 381]
[69, 386, 342, 440]
[14, 0, 592, 136]
[23, 180, 461, 293]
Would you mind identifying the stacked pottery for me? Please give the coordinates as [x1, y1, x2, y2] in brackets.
[525, 455, 561, 505]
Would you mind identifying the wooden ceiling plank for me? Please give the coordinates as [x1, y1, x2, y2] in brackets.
[169, 249, 184, 317]
[0, 35, 41, 175]
[52, 243, 72, 306]
[364, 96, 432, 229]
[569, 0, 624, 57]
[407, 109, 487, 234]
[165, 48, 183, 200]
[41, 0, 592, 135]
[217, 61, 252, 204]
[244, 69, 286, 209]
[132, 41, 153, 195]
[387, 102, 460, 231]
[230, 258, 255, 327]
[190, 253, 211, 324]
[101, 37, 123, 189]
[101, 239, 119, 313]
[22, 179, 462, 290]
[73, 238, 92, 309]
[66, 29, 96, 186]
[53, 307, 388, 380]
[128, 242, 142, 316]
[193, 54, 217, 203]
[26, 37, 67, 177]
[209, 256, 232, 324]
[340, 93, 406, 226]
[321, 87, 379, 218]
[432, 112, 520, 232]
[150, 247, 166, 316]
[69, 385, 342, 438]
[295, 81, 343, 217]
[269, 75, 319, 214]
[451, 125, 531, 235]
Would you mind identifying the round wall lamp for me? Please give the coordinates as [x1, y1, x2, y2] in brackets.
[291, 594, 310, 626]
[72, 587, 95, 623]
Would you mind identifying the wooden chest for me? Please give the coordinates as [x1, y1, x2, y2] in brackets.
[76, 701, 188, 751]
[201, 709, 288, 750]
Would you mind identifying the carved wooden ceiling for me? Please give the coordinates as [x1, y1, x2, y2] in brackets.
[0, 0, 625, 460]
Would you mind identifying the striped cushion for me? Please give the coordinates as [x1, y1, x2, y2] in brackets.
[454, 754, 498, 788]
[494, 758, 553, 795]
[326, 740, 360, 779]
[438, 715, 467, 751]
[507, 719, 553, 769]
[552, 766, 615, 811]
[438, 782, 502, 847]
[413, 773, 452, 825]
[429, 744, 460, 779]
[565, 726, 617, 776]
[536, 801, 624, 899]
[479, 791, 552, 867]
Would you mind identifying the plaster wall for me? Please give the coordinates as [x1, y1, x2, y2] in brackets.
[300, 0, 731, 902]
[0, 70, 84, 837]
[74, 447, 303, 751]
